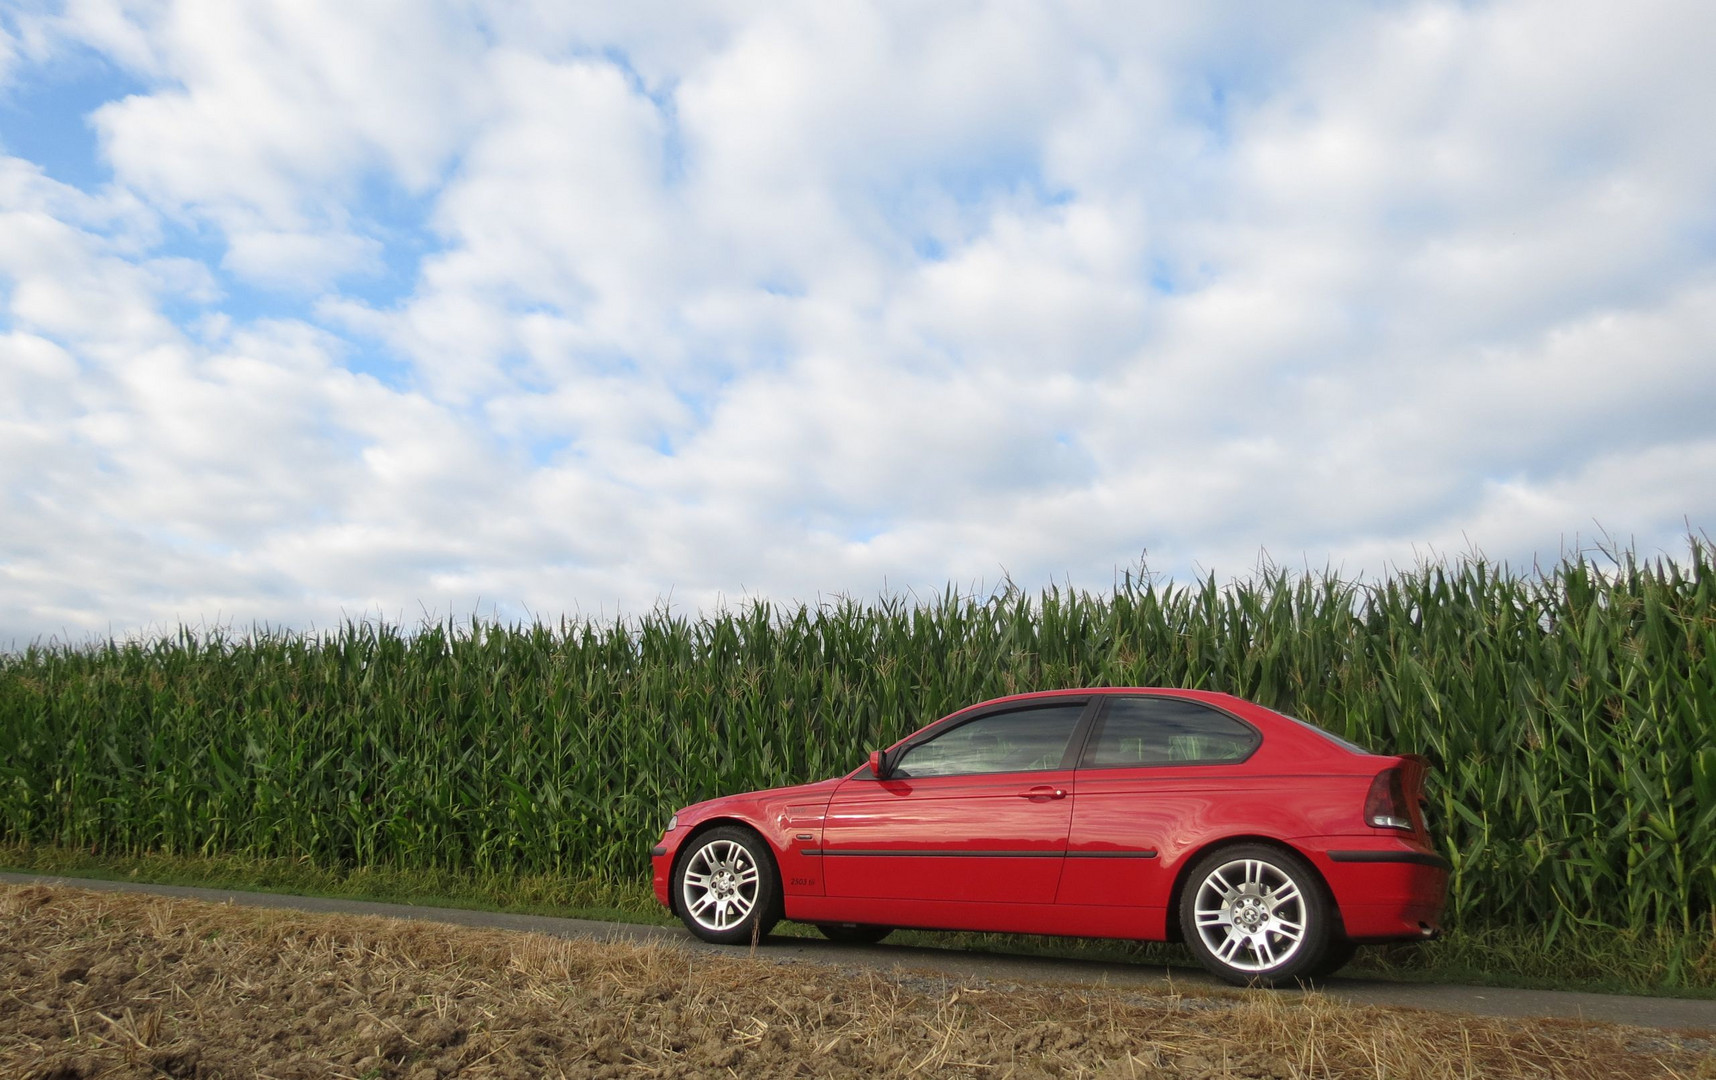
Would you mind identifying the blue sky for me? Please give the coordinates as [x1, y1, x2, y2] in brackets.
[1, 1, 1714, 643]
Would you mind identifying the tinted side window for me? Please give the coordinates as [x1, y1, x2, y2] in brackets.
[894, 704, 1085, 778]
[1084, 698, 1258, 767]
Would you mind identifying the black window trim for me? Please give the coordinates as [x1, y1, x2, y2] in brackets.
[876, 696, 1101, 779]
[1075, 693, 1262, 771]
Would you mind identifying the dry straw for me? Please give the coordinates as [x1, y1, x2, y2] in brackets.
[4, 883, 1709, 1079]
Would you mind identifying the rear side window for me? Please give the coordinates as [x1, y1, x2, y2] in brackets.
[1083, 697, 1259, 767]
[1268, 708, 1371, 754]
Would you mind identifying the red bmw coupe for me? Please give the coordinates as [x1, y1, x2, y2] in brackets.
[650, 687, 1448, 985]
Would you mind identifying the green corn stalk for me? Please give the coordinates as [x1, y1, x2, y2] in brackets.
[2, 542, 1713, 951]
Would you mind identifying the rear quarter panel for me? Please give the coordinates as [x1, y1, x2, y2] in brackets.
[1061, 693, 1421, 931]
[1060, 766, 1377, 910]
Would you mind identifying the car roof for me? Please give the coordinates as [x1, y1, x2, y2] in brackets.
[922, 687, 1371, 762]
[956, 686, 1252, 710]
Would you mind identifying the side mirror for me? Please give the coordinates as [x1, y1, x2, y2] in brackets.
[868, 749, 889, 780]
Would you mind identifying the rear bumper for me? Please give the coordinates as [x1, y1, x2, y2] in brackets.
[1311, 843, 1450, 942]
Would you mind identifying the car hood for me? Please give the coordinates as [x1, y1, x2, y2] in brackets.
[674, 775, 846, 823]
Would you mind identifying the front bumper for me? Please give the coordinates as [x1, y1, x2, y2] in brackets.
[651, 831, 686, 910]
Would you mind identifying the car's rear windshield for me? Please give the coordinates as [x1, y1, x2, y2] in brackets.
[1268, 709, 1372, 755]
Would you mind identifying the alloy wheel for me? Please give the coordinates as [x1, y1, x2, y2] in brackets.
[1191, 856, 1308, 972]
[679, 837, 761, 933]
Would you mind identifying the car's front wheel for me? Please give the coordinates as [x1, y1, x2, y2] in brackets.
[1178, 843, 1331, 987]
[815, 922, 894, 944]
[673, 826, 782, 944]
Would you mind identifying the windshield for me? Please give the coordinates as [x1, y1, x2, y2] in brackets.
[1269, 709, 1372, 755]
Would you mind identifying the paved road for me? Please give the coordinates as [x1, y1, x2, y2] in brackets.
[5, 871, 1713, 1034]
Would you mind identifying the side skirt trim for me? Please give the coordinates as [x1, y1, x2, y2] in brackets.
[1326, 849, 1451, 871]
[805, 849, 1157, 859]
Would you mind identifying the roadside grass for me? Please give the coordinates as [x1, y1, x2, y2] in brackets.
[6, 882, 1711, 1080]
[0, 843, 662, 927]
[7, 844, 1712, 999]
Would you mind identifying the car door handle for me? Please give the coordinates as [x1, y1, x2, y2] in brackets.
[1019, 785, 1067, 800]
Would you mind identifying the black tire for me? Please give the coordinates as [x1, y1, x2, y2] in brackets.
[672, 826, 782, 945]
[1304, 938, 1358, 980]
[1177, 843, 1332, 987]
[815, 922, 894, 945]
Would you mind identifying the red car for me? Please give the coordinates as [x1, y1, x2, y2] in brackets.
[650, 687, 1448, 985]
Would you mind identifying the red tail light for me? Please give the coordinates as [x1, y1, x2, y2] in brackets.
[1365, 768, 1414, 830]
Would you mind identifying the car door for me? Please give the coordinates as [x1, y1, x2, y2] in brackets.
[821, 700, 1093, 904]
[1058, 695, 1263, 908]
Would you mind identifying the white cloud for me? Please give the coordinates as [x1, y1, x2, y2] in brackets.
[387, 52, 683, 398]
[0, 21, 17, 85]
[62, 0, 489, 291]
[0, 202, 175, 350]
[1, 1, 1713, 642]
[221, 229, 380, 290]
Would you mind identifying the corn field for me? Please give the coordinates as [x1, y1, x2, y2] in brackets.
[2, 547, 1713, 941]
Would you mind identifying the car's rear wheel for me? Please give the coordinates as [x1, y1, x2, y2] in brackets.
[673, 826, 782, 944]
[1178, 843, 1331, 987]
[815, 922, 894, 944]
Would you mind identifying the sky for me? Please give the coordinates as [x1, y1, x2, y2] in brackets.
[1, 1, 1713, 644]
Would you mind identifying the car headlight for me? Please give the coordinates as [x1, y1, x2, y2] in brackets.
[666, 814, 678, 832]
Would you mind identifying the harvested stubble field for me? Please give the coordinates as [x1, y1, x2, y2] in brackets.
[2, 886, 1711, 1080]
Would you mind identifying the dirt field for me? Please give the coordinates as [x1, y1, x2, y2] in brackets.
[1, 884, 1711, 1079]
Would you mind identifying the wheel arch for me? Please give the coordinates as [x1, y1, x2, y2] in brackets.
[667, 815, 781, 919]
[1161, 835, 1345, 944]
